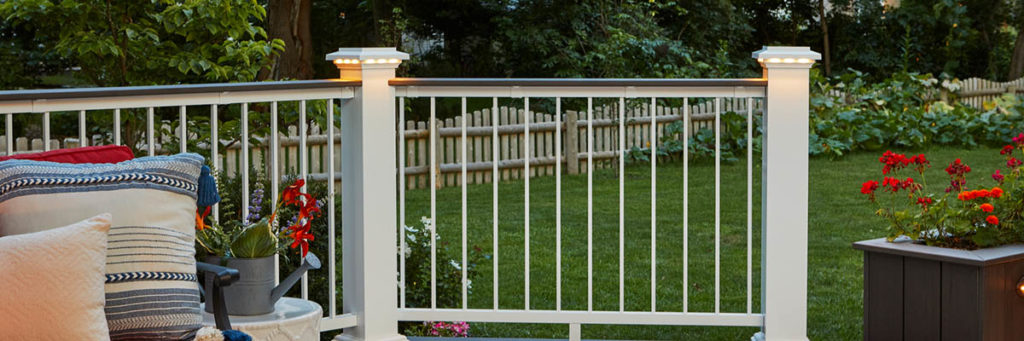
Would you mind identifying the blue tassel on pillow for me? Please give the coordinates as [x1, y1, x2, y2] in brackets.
[197, 165, 221, 207]
[222, 330, 252, 341]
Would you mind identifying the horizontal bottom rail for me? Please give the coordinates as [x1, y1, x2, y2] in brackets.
[321, 313, 358, 332]
[396, 309, 763, 327]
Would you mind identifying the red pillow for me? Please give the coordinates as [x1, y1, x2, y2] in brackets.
[0, 145, 134, 164]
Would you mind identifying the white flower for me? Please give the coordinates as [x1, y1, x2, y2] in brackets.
[941, 79, 961, 92]
[450, 260, 462, 270]
[420, 216, 433, 230]
[195, 327, 224, 341]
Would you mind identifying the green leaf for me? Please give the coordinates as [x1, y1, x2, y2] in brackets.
[230, 217, 278, 258]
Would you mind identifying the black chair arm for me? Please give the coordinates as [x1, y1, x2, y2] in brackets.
[196, 261, 239, 330]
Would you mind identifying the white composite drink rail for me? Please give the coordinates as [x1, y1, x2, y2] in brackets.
[390, 78, 766, 329]
[0, 79, 362, 333]
[0, 46, 817, 341]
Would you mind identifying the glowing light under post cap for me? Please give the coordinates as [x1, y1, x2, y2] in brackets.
[751, 46, 821, 66]
[325, 47, 410, 67]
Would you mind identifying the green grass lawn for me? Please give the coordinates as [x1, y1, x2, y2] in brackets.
[398, 146, 1005, 340]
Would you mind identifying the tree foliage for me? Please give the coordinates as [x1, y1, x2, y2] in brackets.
[0, 0, 283, 88]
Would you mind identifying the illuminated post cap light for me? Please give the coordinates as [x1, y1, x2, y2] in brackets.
[326, 47, 409, 67]
[751, 46, 820, 68]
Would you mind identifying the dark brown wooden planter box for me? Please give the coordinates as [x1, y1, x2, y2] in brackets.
[853, 238, 1024, 341]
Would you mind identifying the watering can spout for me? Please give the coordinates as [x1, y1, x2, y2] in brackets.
[270, 253, 321, 303]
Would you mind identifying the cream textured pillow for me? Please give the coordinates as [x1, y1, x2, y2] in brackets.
[0, 213, 112, 341]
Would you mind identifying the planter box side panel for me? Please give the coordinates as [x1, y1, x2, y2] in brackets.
[865, 251, 903, 341]
[941, 262, 981, 341]
[982, 261, 1024, 341]
[903, 257, 941, 340]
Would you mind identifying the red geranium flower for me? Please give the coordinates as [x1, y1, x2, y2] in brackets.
[916, 197, 933, 209]
[980, 203, 994, 213]
[945, 158, 971, 192]
[993, 170, 1005, 184]
[1013, 133, 1024, 146]
[882, 177, 902, 192]
[880, 150, 910, 175]
[986, 215, 1000, 225]
[861, 180, 879, 194]
[991, 187, 1004, 198]
[1008, 157, 1022, 168]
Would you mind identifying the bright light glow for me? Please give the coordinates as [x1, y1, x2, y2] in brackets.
[376, 59, 387, 64]
[388, 59, 400, 64]
[759, 56, 816, 65]
[364, 59, 377, 64]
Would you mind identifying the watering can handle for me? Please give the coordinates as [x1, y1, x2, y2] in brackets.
[270, 253, 321, 303]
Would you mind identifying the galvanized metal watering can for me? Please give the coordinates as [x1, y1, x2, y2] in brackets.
[204, 253, 321, 316]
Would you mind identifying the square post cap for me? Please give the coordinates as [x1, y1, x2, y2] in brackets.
[326, 47, 409, 66]
[752, 46, 820, 68]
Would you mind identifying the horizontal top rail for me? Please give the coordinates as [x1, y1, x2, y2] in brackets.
[0, 79, 361, 101]
[389, 77, 766, 87]
[0, 80, 360, 113]
[390, 78, 766, 98]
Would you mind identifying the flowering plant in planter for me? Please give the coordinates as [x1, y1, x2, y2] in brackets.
[195, 179, 322, 259]
[861, 138, 1024, 249]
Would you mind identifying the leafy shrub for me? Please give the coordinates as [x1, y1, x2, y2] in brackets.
[628, 70, 1024, 165]
[398, 217, 483, 336]
[625, 109, 761, 164]
[810, 70, 1024, 158]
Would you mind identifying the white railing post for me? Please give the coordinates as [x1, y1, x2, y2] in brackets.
[752, 46, 819, 341]
[328, 47, 410, 341]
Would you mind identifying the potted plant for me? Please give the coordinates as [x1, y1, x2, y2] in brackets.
[196, 179, 322, 316]
[854, 141, 1024, 340]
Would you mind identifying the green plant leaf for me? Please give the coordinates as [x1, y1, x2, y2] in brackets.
[230, 217, 277, 258]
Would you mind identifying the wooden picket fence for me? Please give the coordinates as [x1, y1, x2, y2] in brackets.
[956, 77, 1024, 108]
[398, 99, 762, 189]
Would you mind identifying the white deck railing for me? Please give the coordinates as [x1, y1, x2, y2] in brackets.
[0, 46, 818, 341]
[389, 79, 765, 330]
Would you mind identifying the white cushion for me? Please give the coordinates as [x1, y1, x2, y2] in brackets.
[0, 213, 112, 341]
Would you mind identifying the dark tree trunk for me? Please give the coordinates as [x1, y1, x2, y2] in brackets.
[1010, 32, 1024, 80]
[370, 0, 393, 46]
[819, 0, 831, 77]
[265, 0, 314, 80]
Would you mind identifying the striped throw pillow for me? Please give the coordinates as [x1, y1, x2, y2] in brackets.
[0, 153, 205, 340]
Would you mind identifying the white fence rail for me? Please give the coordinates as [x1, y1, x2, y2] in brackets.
[0, 46, 817, 341]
